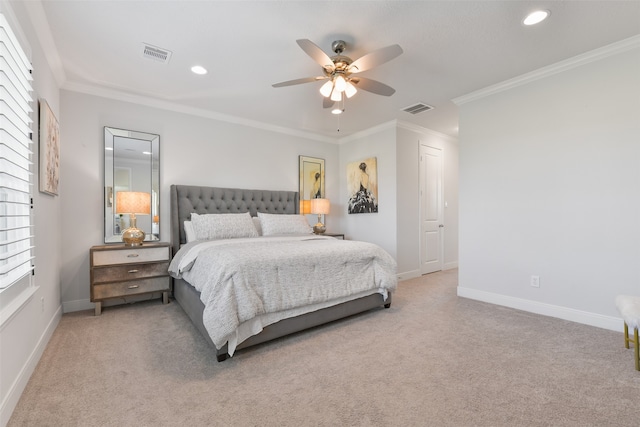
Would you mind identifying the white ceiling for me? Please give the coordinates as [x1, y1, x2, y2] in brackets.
[32, 0, 640, 139]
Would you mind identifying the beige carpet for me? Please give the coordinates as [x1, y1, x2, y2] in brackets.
[9, 269, 640, 426]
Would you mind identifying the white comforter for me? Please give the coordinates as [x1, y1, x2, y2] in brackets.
[168, 235, 397, 352]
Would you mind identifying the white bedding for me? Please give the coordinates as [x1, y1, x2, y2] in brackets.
[168, 235, 397, 355]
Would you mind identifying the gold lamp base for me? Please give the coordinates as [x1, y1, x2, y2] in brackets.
[313, 222, 326, 234]
[122, 227, 145, 246]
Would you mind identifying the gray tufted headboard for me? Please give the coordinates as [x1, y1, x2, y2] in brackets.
[170, 185, 299, 255]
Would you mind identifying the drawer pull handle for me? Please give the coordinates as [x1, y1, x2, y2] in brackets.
[127, 254, 139, 258]
[127, 285, 139, 289]
[128, 270, 139, 274]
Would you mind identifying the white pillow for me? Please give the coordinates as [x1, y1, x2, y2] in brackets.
[257, 212, 312, 236]
[190, 212, 259, 241]
[184, 220, 196, 243]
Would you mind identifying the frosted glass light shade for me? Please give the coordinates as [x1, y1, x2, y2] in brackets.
[319, 80, 334, 97]
[334, 75, 347, 92]
[344, 81, 357, 98]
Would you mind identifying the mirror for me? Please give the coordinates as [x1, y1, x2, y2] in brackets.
[104, 127, 160, 243]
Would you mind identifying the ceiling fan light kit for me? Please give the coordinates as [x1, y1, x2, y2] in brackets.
[272, 38, 403, 112]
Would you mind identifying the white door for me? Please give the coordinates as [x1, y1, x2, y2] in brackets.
[420, 145, 443, 274]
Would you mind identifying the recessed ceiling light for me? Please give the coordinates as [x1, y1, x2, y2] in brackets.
[523, 10, 550, 26]
[191, 65, 207, 75]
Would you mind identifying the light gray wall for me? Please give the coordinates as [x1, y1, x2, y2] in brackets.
[0, 1, 62, 424]
[396, 125, 459, 276]
[59, 90, 340, 310]
[336, 123, 459, 277]
[457, 42, 640, 330]
[337, 125, 398, 259]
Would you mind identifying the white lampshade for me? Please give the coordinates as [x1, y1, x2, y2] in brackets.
[330, 89, 342, 102]
[334, 75, 347, 92]
[310, 198, 330, 215]
[115, 191, 151, 215]
[319, 80, 334, 97]
[344, 81, 357, 98]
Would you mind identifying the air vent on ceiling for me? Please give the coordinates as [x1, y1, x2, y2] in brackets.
[402, 102, 434, 115]
[141, 43, 172, 64]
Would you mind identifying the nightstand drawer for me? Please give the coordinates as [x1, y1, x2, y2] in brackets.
[92, 276, 171, 300]
[92, 261, 169, 284]
[92, 246, 170, 266]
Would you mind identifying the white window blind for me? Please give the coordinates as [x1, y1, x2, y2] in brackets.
[0, 13, 34, 290]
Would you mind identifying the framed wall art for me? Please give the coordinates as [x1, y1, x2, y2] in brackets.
[39, 99, 60, 196]
[299, 155, 325, 201]
[347, 157, 378, 214]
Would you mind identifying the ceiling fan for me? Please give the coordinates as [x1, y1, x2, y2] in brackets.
[272, 39, 403, 111]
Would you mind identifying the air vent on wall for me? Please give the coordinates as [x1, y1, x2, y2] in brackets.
[402, 102, 434, 115]
[141, 43, 172, 64]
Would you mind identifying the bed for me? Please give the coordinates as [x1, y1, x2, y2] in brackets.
[169, 184, 397, 361]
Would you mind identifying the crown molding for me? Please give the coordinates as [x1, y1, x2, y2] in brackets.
[22, 0, 66, 87]
[396, 120, 458, 143]
[336, 120, 397, 144]
[62, 81, 338, 144]
[453, 34, 640, 106]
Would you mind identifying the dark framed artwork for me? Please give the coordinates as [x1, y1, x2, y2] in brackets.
[299, 155, 325, 201]
[39, 99, 60, 196]
[347, 157, 378, 214]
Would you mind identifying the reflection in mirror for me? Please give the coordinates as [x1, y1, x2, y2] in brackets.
[104, 127, 160, 243]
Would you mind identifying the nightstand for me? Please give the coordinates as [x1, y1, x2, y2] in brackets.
[323, 233, 345, 240]
[90, 242, 171, 315]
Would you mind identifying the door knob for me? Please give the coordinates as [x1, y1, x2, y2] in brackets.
[439, 224, 444, 228]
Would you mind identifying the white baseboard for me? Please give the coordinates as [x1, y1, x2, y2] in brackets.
[457, 286, 622, 332]
[0, 305, 62, 427]
[397, 269, 421, 281]
[62, 298, 93, 313]
[443, 261, 458, 271]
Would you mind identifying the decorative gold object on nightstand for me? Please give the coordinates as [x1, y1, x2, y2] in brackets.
[90, 242, 171, 315]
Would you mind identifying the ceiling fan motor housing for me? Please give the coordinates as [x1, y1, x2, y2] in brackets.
[331, 40, 347, 55]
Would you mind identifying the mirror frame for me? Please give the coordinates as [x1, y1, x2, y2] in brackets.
[104, 126, 160, 243]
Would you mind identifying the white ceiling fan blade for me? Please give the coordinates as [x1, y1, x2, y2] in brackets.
[348, 44, 403, 73]
[350, 77, 396, 96]
[272, 76, 327, 88]
[296, 39, 335, 71]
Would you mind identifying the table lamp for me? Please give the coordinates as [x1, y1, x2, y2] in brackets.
[115, 191, 151, 246]
[310, 198, 330, 234]
[300, 199, 311, 215]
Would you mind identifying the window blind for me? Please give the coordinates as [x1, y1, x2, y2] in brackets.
[0, 13, 34, 290]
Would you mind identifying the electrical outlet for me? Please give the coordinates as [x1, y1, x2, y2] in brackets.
[530, 275, 540, 288]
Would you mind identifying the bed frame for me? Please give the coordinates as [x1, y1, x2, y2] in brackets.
[170, 184, 391, 361]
